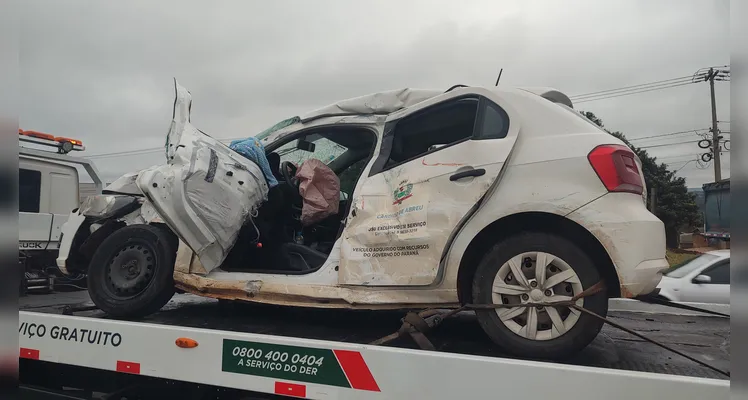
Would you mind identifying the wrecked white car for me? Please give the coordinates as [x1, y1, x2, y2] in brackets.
[57, 80, 669, 360]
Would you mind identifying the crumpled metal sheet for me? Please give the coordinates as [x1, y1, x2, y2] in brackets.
[296, 159, 340, 226]
[79, 194, 140, 219]
[300, 88, 441, 123]
[103, 170, 145, 196]
[136, 79, 269, 274]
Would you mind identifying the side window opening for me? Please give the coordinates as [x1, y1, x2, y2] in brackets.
[703, 261, 730, 284]
[385, 98, 479, 168]
[19, 168, 41, 213]
[270, 129, 377, 194]
[475, 100, 509, 140]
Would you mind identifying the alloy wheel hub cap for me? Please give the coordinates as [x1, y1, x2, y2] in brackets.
[491, 251, 585, 341]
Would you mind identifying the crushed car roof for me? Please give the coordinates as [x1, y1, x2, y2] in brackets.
[258, 86, 573, 140]
[299, 88, 443, 123]
[300, 86, 574, 124]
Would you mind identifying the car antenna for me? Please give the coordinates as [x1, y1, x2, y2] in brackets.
[495, 68, 503, 86]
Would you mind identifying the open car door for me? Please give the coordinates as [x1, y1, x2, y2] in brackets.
[136, 79, 269, 274]
[340, 87, 520, 286]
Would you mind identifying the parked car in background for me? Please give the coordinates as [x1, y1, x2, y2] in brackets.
[657, 250, 730, 304]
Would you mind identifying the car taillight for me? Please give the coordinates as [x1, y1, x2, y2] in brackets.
[587, 144, 644, 195]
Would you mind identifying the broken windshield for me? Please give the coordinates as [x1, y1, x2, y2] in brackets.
[255, 117, 300, 141]
[276, 134, 348, 166]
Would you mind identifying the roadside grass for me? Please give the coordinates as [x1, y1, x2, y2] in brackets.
[666, 249, 698, 268]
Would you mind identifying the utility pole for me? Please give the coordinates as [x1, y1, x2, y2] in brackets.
[707, 68, 721, 182]
[649, 186, 657, 213]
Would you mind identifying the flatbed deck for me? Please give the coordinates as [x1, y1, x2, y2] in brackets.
[20, 291, 730, 381]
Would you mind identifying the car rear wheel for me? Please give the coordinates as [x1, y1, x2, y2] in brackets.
[88, 224, 177, 318]
[472, 232, 608, 360]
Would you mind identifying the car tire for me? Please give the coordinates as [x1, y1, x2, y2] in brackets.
[87, 224, 176, 318]
[472, 231, 608, 360]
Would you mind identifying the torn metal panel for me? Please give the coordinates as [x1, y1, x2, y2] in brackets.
[118, 200, 163, 225]
[79, 194, 140, 220]
[103, 170, 146, 196]
[173, 240, 194, 274]
[172, 270, 458, 309]
[300, 88, 441, 123]
[137, 79, 269, 275]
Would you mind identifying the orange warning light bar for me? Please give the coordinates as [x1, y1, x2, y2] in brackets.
[20, 130, 56, 141]
[19, 129, 84, 147]
[54, 136, 83, 146]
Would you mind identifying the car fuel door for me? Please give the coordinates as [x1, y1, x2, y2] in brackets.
[340, 88, 520, 286]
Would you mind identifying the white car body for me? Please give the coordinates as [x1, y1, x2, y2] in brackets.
[56, 80, 669, 358]
[657, 250, 730, 304]
[58, 81, 668, 306]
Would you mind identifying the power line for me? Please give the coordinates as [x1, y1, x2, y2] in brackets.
[573, 81, 697, 103]
[628, 129, 709, 142]
[571, 79, 696, 101]
[638, 137, 729, 150]
[652, 153, 702, 161]
[569, 75, 696, 99]
[638, 140, 699, 149]
[673, 160, 696, 173]
[86, 136, 243, 159]
[87, 148, 162, 159]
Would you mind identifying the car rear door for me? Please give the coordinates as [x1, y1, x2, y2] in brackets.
[339, 87, 520, 286]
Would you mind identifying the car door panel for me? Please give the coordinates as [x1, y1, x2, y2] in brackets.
[697, 260, 731, 304]
[340, 89, 519, 286]
[138, 80, 269, 274]
[680, 259, 730, 304]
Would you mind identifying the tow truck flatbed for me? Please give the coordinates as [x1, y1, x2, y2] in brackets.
[19, 291, 729, 399]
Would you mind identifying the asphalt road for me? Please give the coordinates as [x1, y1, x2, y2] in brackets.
[20, 291, 730, 380]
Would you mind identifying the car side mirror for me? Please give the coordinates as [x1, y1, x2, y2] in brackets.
[693, 274, 712, 284]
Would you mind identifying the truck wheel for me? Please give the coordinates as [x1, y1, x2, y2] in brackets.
[472, 232, 608, 360]
[87, 224, 176, 318]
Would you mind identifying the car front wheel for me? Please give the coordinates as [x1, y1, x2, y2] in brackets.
[87, 224, 177, 318]
[472, 232, 608, 360]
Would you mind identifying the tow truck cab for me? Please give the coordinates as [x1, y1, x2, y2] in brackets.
[18, 129, 102, 293]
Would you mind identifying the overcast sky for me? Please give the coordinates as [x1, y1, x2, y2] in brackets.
[19, 0, 729, 187]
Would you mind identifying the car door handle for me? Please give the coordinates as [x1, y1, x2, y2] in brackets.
[450, 168, 486, 181]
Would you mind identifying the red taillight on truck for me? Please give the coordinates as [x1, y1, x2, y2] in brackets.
[587, 144, 643, 195]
